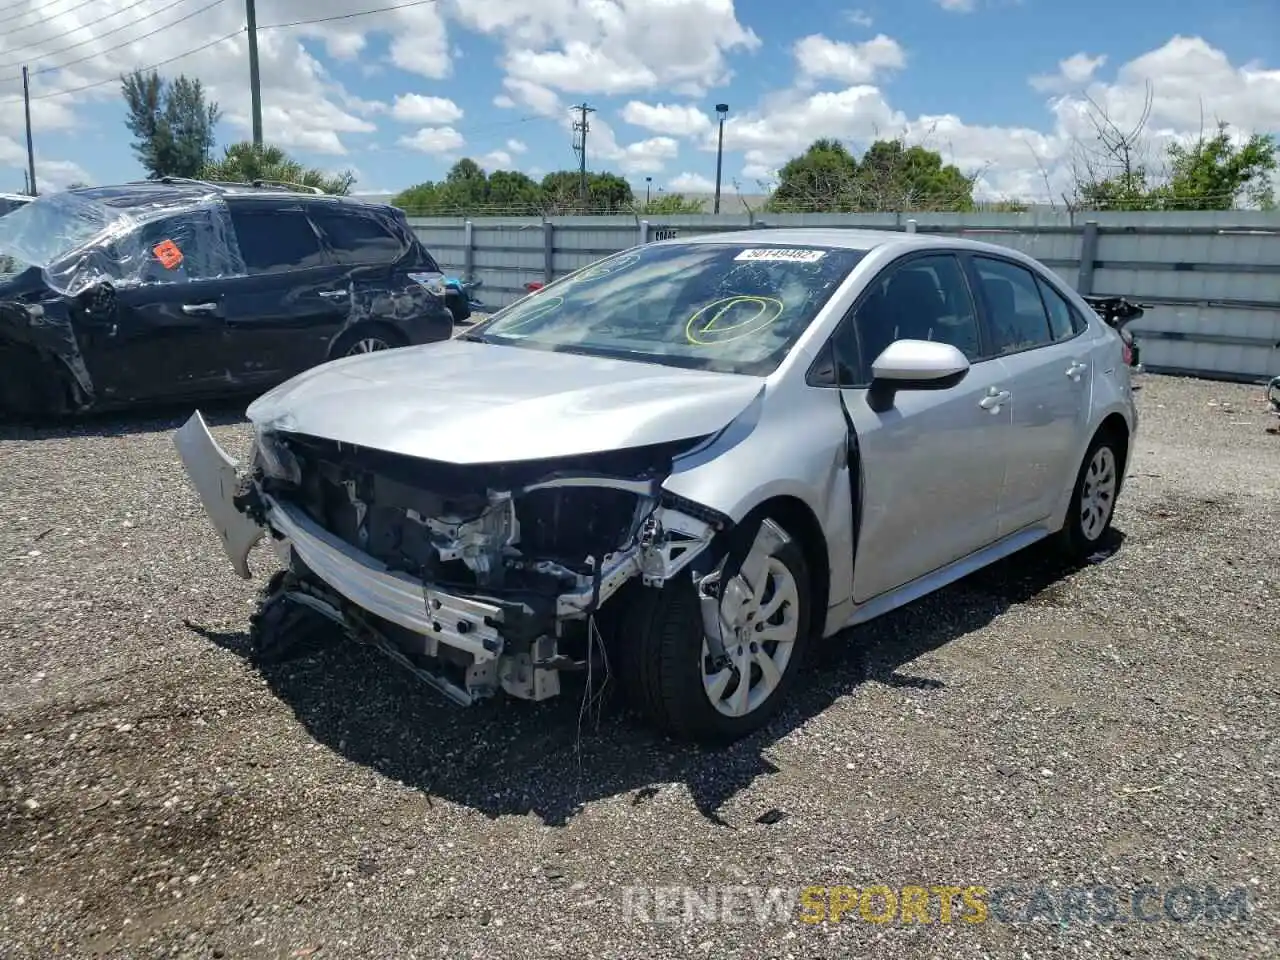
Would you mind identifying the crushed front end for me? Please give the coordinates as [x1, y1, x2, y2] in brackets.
[174, 412, 728, 705]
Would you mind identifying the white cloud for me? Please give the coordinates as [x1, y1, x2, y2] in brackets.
[476, 149, 515, 170]
[0, 0, 454, 183]
[0, 136, 90, 189]
[399, 126, 466, 154]
[454, 0, 760, 98]
[493, 77, 563, 117]
[566, 114, 681, 175]
[1030, 53, 1107, 93]
[731, 35, 1280, 202]
[391, 94, 463, 125]
[794, 34, 906, 86]
[669, 172, 715, 191]
[936, 0, 976, 11]
[846, 9, 874, 27]
[620, 101, 714, 137]
[506, 139, 528, 153]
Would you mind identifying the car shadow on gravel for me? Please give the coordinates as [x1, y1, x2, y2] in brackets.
[0, 396, 251, 440]
[186, 530, 1125, 828]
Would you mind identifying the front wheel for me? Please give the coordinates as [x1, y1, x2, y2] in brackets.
[617, 519, 813, 744]
[1056, 430, 1123, 558]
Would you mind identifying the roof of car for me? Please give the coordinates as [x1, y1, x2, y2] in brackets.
[671, 226, 1050, 264]
[68, 180, 394, 214]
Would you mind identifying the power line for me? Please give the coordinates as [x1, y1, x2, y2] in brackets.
[0, 0, 98, 31]
[0, 0, 227, 78]
[0, 0, 453, 109]
[5, 0, 162, 42]
[258, 0, 441, 30]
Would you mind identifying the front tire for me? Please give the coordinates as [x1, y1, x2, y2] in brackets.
[1056, 430, 1122, 559]
[618, 520, 813, 744]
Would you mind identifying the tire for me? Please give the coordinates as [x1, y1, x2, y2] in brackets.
[616, 519, 813, 744]
[248, 571, 338, 665]
[330, 325, 405, 359]
[0, 345, 72, 420]
[1055, 429, 1123, 559]
[446, 291, 470, 325]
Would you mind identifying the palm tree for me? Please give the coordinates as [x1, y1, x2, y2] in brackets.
[201, 142, 355, 195]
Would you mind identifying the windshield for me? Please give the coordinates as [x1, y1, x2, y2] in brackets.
[469, 242, 865, 375]
[0, 192, 128, 272]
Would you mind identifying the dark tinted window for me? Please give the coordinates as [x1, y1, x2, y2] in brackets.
[309, 207, 406, 264]
[973, 257, 1053, 354]
[851, 254, 982, 376]
[1036, 275, 1081, 341]
[229, 207, 325, 274]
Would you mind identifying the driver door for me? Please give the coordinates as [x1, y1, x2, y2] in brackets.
[833, 252, 1013, 601]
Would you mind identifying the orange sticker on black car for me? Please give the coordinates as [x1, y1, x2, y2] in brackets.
[152, 239, 183, 269]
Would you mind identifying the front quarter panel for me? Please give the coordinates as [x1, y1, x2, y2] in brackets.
[661, 373, 854, 619]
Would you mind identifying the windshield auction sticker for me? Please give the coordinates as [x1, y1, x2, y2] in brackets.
[734, 248, 825, 263]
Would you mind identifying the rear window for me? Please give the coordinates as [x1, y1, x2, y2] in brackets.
[472, 242, 865, 375]
[309, 207, 407, 264]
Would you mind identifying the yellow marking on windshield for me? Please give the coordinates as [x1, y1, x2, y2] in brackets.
[686, 296, 785, 345]
[571, 252, 641, 284]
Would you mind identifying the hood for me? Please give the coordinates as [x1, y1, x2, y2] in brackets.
[247, 338, 764, 464]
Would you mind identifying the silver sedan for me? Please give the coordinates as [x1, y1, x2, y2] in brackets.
[175, 228, 1138, 743]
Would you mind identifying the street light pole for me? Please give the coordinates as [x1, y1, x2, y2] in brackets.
[713, 103, 729, 215]
[645, 176, 652, 206]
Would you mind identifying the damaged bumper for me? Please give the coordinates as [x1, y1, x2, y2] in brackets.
[173, 410, 722, 705]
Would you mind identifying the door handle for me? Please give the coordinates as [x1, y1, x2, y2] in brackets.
[318, 289, 349, 300]
[181, 302, 219, 316]
[1066, 360, 1088, 380]
[979, 387, 1011, 411]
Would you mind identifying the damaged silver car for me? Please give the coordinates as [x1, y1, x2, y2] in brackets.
[175, 229, 1138, 742]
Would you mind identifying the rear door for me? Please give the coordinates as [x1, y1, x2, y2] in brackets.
[220, 201, 349, 382]
[965, 254, 1094, 535]
[80, 208, 232, 403]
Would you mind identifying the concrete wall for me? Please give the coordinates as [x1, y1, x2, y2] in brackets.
[408, 209, 1280, 382]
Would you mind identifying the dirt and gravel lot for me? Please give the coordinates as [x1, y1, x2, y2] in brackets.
[0, 374, 1277, 960]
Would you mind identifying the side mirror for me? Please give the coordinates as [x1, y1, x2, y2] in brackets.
[867, 339, 969, 411]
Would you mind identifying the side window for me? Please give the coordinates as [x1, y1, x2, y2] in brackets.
[1035, 275, 1081, 341]
[228, 207, 326, 275]
[973, 257, 1054, 354]
[135, 211, 221, 282]
[851, 254, 982, 378]
[309, 207, 407, 265]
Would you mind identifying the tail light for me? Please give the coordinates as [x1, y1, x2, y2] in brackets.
[525, 281, 544, 292]
[1121, 342, 1133, 366]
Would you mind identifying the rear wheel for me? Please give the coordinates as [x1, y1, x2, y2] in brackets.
[617, 518, 813, 743]
[1056, 430, 1122, 559]
[330, 325, 405, 359]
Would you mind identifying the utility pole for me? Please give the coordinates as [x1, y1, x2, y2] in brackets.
[22, 66, 37, 196]
[245, 0, 263, 146]
[571, 102, 594, 209]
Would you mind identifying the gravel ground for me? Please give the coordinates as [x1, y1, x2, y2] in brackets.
[0, 374, 1277, 960]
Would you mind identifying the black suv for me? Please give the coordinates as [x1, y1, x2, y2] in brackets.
[0, 179, 455, 416]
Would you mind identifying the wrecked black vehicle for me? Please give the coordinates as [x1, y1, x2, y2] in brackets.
[0, 180, 455, 417]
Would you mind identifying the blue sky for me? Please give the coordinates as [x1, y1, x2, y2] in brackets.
[1, 0, 1277, 200]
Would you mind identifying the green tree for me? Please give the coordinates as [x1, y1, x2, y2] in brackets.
[1154, 123, 1277, 210]
[642, 193, 706, 214]
[541, 171, 634, 213]
[766, 138, 975, 213]
[201, 142, 355, 195]
[121, 69, 221, 179]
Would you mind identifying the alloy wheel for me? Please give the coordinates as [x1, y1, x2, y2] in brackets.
[1080, 445, 1117, 541]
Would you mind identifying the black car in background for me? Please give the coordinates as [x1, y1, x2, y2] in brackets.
[0, 179, 455, 416]
[0, 193, 33, 217]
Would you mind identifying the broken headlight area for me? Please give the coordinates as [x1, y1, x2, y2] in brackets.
[245, 430, 728, 704]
